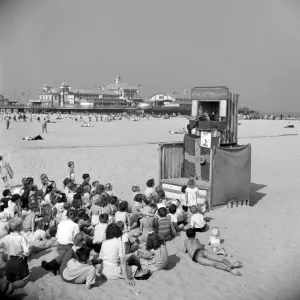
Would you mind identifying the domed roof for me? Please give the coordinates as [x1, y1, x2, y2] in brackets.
[60, 81, 70, 87]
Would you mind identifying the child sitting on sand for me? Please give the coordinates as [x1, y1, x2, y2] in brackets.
[182, 228, 243, 276]
[117, 221, 139, 254]
[62, 246, 97, 290]
[108, 196, 118, 223]
[115, 201, 130, 232]
[135, 232, 168, 273]
[144, 178, 156, 200]
[131, 193, 144, 215]
[207, 227, 227, 256]
[93, 213, 109, 253]
[157, 207, 177, 241]
[89, 197, 102, 226]
[189, 205, 207, 232]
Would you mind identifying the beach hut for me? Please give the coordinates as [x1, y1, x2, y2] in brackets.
[158, 86, 251, 209]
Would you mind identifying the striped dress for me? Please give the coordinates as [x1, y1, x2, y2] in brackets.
[157, 217, 172, 241]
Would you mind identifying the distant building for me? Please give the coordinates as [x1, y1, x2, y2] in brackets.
[147, 91, 192, 108]
[105, 75, 140, 102]
[0, 94, 18, 106]
[30, 79, 131, 108]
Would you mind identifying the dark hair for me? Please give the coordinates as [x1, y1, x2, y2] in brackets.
[157, 189, 165, 199]
[67, 208, 76, 219]
[77, 209, 86, 220]
[63, 178, 71, 187]
[49, 225, 57, 237]
[11, 194, 20, 202]
[109, 196, 118, 205]
[118, 201, 128, 212]
[186, 228, 196, 238]
[146, 179, 154, 188]
[82, 174, 90, 180]
[116, 221, 124, 231]
[169, 204, 177, 214]
[92, 181, 99, 187]
[146, 232, 164, 250]
[143, 197, 151, 206]
[181, 185, 187, 193]
[63, 202, 71, 210]
[158, 207, 167, 218]
[134, 193, 143, 203]
[105, 223, 123, 240]
[99, 213, 109, 223]
[75, 246, 90, 263]
[25, 177, 34, 187]
[45, 185, 53, 196]
[150, 203, 157, 211]
[2, 189, 11, 197]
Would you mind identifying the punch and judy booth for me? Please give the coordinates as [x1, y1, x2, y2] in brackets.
[158, 86, 251, 208]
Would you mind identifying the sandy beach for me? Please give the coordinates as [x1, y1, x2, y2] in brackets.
[1, 117, 300, 300]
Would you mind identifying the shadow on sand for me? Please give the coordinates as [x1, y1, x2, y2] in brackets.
[165, 254, 180, 271]
[250, 183, 267, 206]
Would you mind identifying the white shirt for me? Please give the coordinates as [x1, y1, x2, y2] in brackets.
[93, 223, 108, 244]
[167, 213, 178, 223]
[56, 219, 79, 245]
[63, 259, 96, 288]
[190, 213, 206, 229]
[185, 187, 199, 207]
[0, 232, 30, 257]
[144, 187, 156, 199]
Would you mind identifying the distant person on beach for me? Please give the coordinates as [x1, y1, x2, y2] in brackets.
[6, 116, 10, 130]
[42, 118, 48, 133]
[182, 228, 243, 276]
[68, 161, 75, 183]
[0, 153, 12, 189]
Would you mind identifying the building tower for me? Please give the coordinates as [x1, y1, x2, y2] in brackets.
[116, 74, 121, 84]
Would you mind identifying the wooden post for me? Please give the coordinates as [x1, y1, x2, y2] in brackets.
[208, 146, 214, 209]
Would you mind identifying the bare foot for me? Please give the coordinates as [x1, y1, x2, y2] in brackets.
[231, 261, 244, 269]
[230, 269, 242, 276]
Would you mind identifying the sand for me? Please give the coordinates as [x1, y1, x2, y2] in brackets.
[1, 117, 300, 300]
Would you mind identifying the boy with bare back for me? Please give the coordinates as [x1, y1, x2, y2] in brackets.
[182, 228, 243, 276]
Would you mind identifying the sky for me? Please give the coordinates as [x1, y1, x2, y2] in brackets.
[0, 0, 300, 113]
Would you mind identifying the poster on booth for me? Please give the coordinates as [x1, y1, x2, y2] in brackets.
[200, 131, 212, 148]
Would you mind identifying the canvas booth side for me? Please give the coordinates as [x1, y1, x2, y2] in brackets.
[211, 144, 251, 208]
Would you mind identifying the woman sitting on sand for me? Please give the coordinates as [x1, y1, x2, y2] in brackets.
[99, 223, 148, 286]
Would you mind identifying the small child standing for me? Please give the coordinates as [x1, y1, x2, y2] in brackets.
[185, 178, 199, 208]
[93, 213, 109, 253]
[0, 218, 30, 290]
[139, 205, 158, 243]
[104, 183, 113, 197]
[68, 161, 75, 183]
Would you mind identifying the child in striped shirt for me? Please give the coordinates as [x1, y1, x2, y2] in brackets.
[157, 207, 177, 241]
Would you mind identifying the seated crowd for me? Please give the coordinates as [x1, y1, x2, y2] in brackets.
[0, 172, 243, 294]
